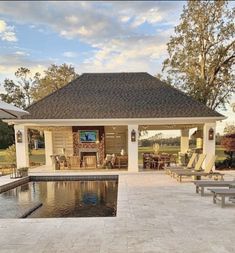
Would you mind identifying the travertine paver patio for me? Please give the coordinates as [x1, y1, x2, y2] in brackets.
[1, 171, 235, 253]
[0, 174, 24, 187]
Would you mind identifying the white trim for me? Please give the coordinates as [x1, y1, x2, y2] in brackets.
[4, 116, 226, 127]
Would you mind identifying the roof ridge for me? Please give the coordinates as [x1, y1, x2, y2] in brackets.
[81, 72, 149, 75]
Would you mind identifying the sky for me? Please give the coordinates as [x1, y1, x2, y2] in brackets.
[0, 1, 234, 137]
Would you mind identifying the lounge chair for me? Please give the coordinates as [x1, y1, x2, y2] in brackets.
[175, 155, 224, 182]
[193, 180, 235, 196]
[165, 153, 197, 175]
[171, 154, 206, 178]
[209, 188, 235, 208]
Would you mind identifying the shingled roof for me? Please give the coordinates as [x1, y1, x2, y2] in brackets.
[23, 72, 223, 119]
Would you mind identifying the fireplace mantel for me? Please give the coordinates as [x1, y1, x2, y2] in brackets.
[79, 147, 98, 156]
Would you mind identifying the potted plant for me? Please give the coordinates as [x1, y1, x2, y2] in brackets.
[18, 167, 29, 177]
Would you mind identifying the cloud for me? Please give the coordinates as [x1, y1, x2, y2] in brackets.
[62, 51, 78, 58]
[0, 53, 50, 77]
[113, 1, 183, 27]
[15, 51, 29, 56]
[0, 1, 182, 41]
[78, 32, 170, 74]
[0, 2, 184, 76]
[0, 19, 17, 42]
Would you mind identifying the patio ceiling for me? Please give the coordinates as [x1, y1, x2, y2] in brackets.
[139, 124, 202, 131]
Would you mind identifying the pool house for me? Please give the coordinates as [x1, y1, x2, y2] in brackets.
[6, 72, 225, 172]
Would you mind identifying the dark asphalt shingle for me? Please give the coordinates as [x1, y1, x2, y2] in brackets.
[23, 72, 223, 119]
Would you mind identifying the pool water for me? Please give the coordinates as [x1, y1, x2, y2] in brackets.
[0, 180, 118, 218]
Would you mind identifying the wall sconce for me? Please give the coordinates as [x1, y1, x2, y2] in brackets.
[131, 129, 136, 142]
[16, 130, 23, 143]
[208, 128, 214, 140]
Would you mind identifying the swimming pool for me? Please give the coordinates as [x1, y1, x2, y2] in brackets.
[0, 177, 118, 218]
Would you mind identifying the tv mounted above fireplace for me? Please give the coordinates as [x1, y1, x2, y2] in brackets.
[79, 130, 98, 143]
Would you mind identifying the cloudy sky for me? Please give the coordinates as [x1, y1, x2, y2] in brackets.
[0, 1, 234, 135]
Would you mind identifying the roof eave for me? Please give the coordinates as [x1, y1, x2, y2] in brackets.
[3, 116, 227, 126]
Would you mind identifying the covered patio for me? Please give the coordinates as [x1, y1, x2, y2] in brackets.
[11, 117, 222, 173]
[5, 72, 225, 172]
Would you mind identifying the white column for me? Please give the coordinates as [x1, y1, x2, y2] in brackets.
[180, 129, 189, 153]
[14, 124, 29, 169]
[203, 122, 216, 169]
[196, 126, 203, 149]
[196, 138, 203, 149]
[44, 130, 53, 166]
[128, 124, 139, 172]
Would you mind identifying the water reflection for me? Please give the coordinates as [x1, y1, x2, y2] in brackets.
[0, 180, 118, 218]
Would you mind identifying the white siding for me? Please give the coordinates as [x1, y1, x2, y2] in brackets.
[105, 126, 127, 154]
[52, 127, 73, 155]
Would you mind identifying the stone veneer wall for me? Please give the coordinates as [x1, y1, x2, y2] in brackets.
[72, 127, 105, 165]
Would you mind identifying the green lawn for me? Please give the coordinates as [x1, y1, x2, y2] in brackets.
[29, 149, 45, 164]
[0, 149, 45, 165]
[0, 149, 7, 164]
[138, 145, 226, 164]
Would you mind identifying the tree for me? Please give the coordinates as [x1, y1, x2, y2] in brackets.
[0, 67, 39, 109]
[0, 79, 24, 108]
[224, 123, 235, 135]
[31, 64, 78, 101]
[15, 67, 40, 106]
[221, 133, 235, 168]
[163, 0, 235, 110]
[155, 73, 172, 85]
[0, 120, 14, 149]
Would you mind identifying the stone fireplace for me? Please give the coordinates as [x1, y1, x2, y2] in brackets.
[72, 126, 105, 167]
[80, 149, 98, 167]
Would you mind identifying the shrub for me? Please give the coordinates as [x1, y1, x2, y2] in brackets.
[4, 144, 16, 165]
[18, 167, 29, 177]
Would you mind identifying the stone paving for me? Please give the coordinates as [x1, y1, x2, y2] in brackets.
[0, 174, 23, 187]
[1, 171, 235, 253]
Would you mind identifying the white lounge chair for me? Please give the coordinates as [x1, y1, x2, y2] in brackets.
[171, 154, 206, 178]
[175, 155, 223, 182]
[165, 153, 197, 175]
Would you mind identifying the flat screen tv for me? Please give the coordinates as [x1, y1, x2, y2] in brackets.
[79, 130, 98, 142]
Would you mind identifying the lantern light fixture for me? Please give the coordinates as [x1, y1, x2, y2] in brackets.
[16, 130, 23, 143]
[131, 129, 136, 142]
[208, 128, 214, 140]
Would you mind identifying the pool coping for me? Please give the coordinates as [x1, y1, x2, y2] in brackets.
[0, 176, 30, 194]
[0, 175, 118, 194]
[30, 175, 118, 181]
